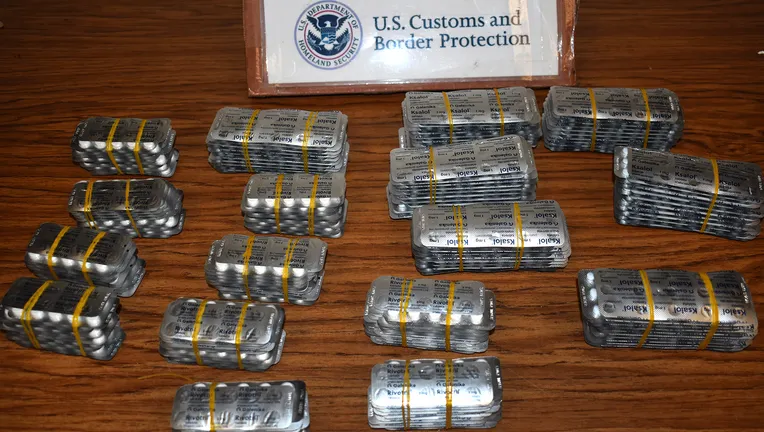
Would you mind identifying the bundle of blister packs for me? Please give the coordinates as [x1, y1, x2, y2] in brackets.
[159, 298, 285, 371]
[242, 173, 347, 238]
[368, 357, 503, 430]
[388, 135, 537, 219]
[171, 381, 310, 432]
[614, 147, 764, 241]
[207, 107, 350, 174]
[543, 87, 684, 152]
[71, 117, 179, 177]
[578, 269, 758, 352]
[25, 223, 145, 297]
[205, 234, 327, 305]
[364, 277, 496, 353]
[68, 178, 186, 239]
[400, 87, 542, 148]
[411, 201, 571, 275]
[1, 277, 125, 360]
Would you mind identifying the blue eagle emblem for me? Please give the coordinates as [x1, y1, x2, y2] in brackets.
[306, 13, 352, 56]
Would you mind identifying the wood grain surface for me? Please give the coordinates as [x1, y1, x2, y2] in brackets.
[1, 1, 763, 431]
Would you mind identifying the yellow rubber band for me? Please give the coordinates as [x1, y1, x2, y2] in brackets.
[308, 174, 319, 236]
[445, 359, 454, 429]
[640, 89, 652, 148]
[494, 88, 505, 136]
[443, 92, 454, 144]
[81, 231, 106, 287]
[47, 226, 70, 280]
[698, 272, 720, 350]
[588, 89, 598, 152]
[105, 118, 123, 175]
[637, 270, 655, 348]
[274, 175, 284, 234]
[399, 279, 413, 348]
[124, 180, 141, 237]
[241, 236, 256, 301]
[445, 282, 455, 351]
[513, 203, 525, 270]
[72, 285, 96, 357]
[302, 112, 317, 173]
[192, 300, 209, 366]
[242, 110, 260, 174]
[21, 280, 53, 350]
[428, 147, 437, 204]
[282, 239, 297, 304]
[134, 120, 147, 175]
[235, 304, 249, 369]
[84, 181, 98, 229]
[402, 360, 411, 429]
[700, 159, 719, 233]
[452, 206, 465, 272]
[209, 382, 217, 432]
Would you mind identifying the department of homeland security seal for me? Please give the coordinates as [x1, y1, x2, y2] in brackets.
[294, 1, 362, 70]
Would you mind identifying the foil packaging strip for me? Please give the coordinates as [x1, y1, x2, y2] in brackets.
[364, 276, 496, 353]
[368, 357, 502, 430]
[388, 135, 537, 219]
[241, 173, 348, 238]
[206, 107, 350, 174]
[1, 277, 125, 360]
[68, 178, 186, 239]
[171, 381, 310, 431]
[25, 222, 145, 297]
[400, 87, 542, 148]
[71, 117, 179, 177]
[543, 87, 684, 153]
[411, 201, 571, 275]
[578, 269, 758, 351]
[614, 147, 764, 241]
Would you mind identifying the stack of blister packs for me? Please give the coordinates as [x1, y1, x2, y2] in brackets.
[400, 87, 542, 148]
[205, 234, 327, 305]
[368, 357, 502, 430]
[159, 298, 285, 371]
[242, 173, 348, 238]
[171, 381, 310, 432]
[364, 277, 496, 353]
[68, 179, 186, 239]
[207, 107, 350, 174]
[25, 223, 145, 297]
[543, 87, 684, 152]
[388, 135, 537, 219]
[578, 269, 759, 352]
[411, 201, 571, 275]
[614, 147, 764, 241]
[71, 117, 179, 177]
[1, 278, 125, 360]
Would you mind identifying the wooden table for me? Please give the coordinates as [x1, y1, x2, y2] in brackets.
[1, 1, 763, 430]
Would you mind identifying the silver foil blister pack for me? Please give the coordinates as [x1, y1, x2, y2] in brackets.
[207, 107, 350, 174]
[71, 117, 179, 177]
[25, 223, 145, 297]
[1, 277, 125, 360]
[411, 201, 571, 275]
[543, 87, 684, 153]
[578, 269, 758, 351]
[368, 357, 503, 430]
[364, 276, 496, 354]
[205, 234, 327, 305]
[242, 173, 348, 238]
[401, 87, 542, 148]
[614, 147, 764, 241]
[68, 178, 186, 239]
[171, 381, 310, 431]
[388, 135, 538, 219]
[159, 298, 285, 371]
